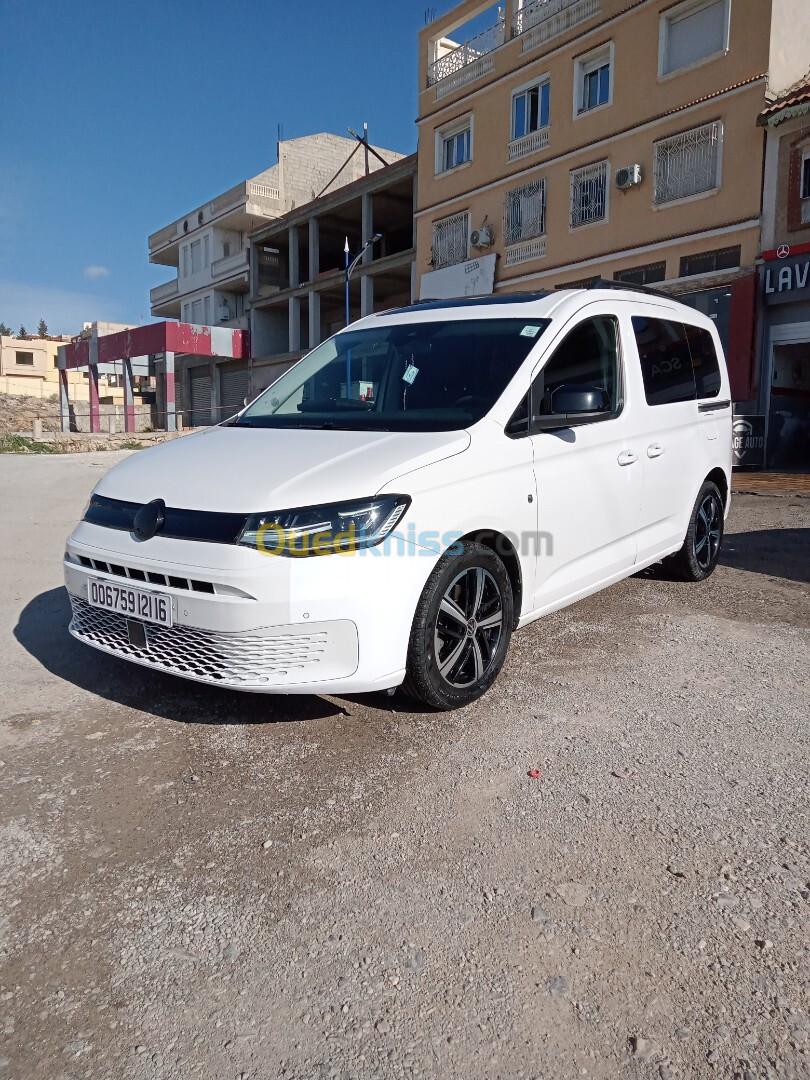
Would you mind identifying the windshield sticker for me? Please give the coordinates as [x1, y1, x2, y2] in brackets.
[520, 325, 542, 338]
[402, 364, 419, 385]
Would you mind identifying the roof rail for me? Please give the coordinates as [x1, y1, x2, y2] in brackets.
[582, 278, 674, 301]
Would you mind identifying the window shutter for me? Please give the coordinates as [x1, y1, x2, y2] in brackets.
[787, 146, 803, 232]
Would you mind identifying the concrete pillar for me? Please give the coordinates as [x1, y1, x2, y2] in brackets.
[411, 261, 418, 304]
[57, 347, 70, 433]
[88, 336, 99, 433]
[308, 290, 321, 348]
[289, 296, 301, 351]
[123, 359, 135, 433]
[362, 193, 374, 263]
[164, 351, 176, 432]
[209, 360, 220, 425]
[288, 225, 300, 288]
[360, 274, 374, 318]
[308, 217, 319, 280]
[249, 240, 259, 299]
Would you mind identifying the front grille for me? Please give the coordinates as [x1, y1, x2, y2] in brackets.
[75, 555, 215, 593]
[69, 596, 327, 687]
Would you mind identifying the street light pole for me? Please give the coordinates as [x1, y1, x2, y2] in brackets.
[344, 232, 382, 399]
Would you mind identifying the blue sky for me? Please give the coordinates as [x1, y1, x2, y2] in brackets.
[0, 0, 465, 335]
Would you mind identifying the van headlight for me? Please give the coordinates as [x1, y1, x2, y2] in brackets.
[237, 495, 410, 557]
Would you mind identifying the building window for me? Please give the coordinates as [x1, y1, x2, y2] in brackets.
[614, 261, 667, 286]
[679, 245, 740, 278]
[15, 351, 34, 366]
[191, 299, 204, 323]
[570, 160, 609, 228]
[431, 210, 470, 269]
[653, 121, 722, 205]
[182, 246, 190, 278]
[574, 43, 612, 116]
[436, 117, 472, 174]
[659, 0, 730, 78]
[803, 153, 810, 199]
[504, 179, 547, 245]
[191, 239, 202, 274]
[512, 80, 550, 141]
[204, 235, 210, 268]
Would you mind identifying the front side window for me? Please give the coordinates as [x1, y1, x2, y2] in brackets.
[236, 319, 550, 433]
[660, 0, 729, 78]
[633, 317, 696, 405]
[684, 325, 721, 398]
[513, 81, 550, 140]
[534, 316, 621, 422]
[570, 160, 609, 228]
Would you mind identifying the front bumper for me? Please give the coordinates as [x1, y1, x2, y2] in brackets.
[64, 522, 440, 695]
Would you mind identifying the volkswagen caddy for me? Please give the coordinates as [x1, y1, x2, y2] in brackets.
[64, 286, 732, 709]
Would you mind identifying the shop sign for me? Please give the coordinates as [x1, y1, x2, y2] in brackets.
[732, 415, 766, 467]
[762, 246, 810, 305]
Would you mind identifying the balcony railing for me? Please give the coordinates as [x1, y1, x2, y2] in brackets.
[514, 0, 599, 51]
[150, 278, 179, 304]
[427, 16, 505, 90]
[248, 182, 280, 201]
[211, 249, 249, 279]
[508, 128, 550, 162]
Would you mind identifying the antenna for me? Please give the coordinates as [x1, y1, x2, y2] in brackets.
[424, 7, 436, 24]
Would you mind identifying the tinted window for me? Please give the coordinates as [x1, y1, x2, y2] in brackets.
[534, 316, 621, 419]
[685, 325, 721, 398]
[633, 317, 696, 406]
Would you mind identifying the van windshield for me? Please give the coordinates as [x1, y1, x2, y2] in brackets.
[234, 318, 550, 432]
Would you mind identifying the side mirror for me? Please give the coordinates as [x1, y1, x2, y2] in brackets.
[534, 383, 611, 430]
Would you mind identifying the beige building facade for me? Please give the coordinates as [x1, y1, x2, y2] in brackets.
[415, 0, 810, 400]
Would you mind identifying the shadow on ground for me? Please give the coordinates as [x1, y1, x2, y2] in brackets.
[720, 528, 810, 584]
[14, 587, 354, 726]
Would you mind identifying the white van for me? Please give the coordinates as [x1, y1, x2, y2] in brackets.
[64, 286, 732, 709]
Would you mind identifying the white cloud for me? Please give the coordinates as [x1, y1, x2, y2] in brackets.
[84, 265, 111, 279]
[0, 279, 129, 336]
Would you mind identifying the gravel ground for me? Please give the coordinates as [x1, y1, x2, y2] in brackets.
[0, 454, 808, 1080]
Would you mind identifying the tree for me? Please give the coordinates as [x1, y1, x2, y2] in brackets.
[18, 326, 29, 340]
[37, 317, 49, 337]
[0, 322, 11, 337]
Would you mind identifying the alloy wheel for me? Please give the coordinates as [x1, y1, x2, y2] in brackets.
[434, 566, 504, 688]
[694, 492, 722, 570]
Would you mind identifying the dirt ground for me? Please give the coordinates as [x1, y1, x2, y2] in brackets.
[0, 453, 808, 1080]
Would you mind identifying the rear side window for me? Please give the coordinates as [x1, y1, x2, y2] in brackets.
[685, 325, 721, 398]
[632, 317, 696, 406]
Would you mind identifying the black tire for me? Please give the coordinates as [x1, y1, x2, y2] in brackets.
[403, 541, 514, 710]
[664, 480, 725, 582]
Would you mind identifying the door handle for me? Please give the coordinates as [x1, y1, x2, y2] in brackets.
[647, 443, 665, 458]
[617, 450, 638, 466]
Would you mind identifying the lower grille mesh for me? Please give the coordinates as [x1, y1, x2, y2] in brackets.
[69, 596, 327, 687]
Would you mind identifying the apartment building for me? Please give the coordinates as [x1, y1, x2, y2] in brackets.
[148, 134, 404, 332]
[247, 154, 417, 395]
[416, 0, 810, 400]
[756, 72, 810, 468]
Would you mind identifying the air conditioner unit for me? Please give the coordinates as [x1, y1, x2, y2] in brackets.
[470, 225, 495, 248]
[615, 165, 642, 191]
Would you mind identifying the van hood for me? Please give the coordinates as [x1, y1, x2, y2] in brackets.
[94, 425, 470, 512]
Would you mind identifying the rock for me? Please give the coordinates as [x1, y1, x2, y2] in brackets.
[262, 839, 272, 850]
[754, 938, 773, 951]
[707, 1049, 720, 1064]
[135, 1045, 146, 1055]
[375, 1019, 390, 1034]
[405, 950, 426, 972]
[223, 943, 239, 961]
[531, 905, 549, 922]
[546, 975, 571, 1002]
[630, 1036, 659, 1062]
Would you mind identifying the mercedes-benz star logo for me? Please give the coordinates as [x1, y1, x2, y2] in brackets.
[133, 499, 166, 542]
[777, 245, 790, 260]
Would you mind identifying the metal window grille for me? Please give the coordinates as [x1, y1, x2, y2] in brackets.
[431, 211, 470, 269]
[653, 121, 722, 205]
[504, 179, 546, 245]
[679, 245, 740, 278]
[613, 261, 667, 286]
[570, 161, 608, 228]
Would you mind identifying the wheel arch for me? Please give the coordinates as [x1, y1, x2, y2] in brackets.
[457, 529, 523, 627]
[705, 466, 730, 510]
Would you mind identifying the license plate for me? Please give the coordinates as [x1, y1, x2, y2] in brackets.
[88, 578, 173, 627]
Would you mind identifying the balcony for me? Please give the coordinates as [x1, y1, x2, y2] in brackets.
[513, 0, 600, 53]
[427, 16, 505, 97]
[508, 129, 550, 162]
[150, 278, 179, 305]
[211, 249, 249, 280]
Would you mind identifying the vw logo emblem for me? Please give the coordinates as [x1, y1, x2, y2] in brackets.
[777, 245, 790, 259]
[133, 499, 166, 541]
